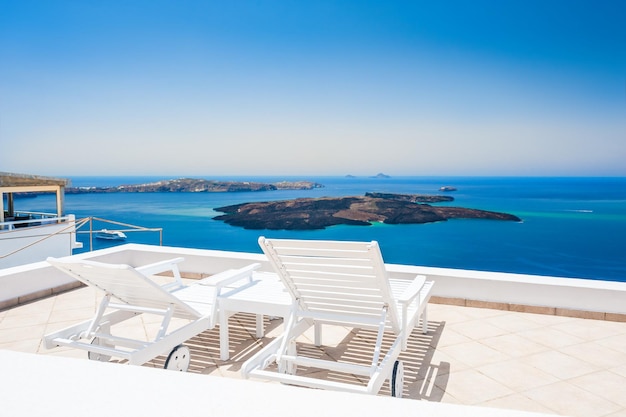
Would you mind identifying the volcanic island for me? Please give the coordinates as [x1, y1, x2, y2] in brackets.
[214, 192, 521, 230]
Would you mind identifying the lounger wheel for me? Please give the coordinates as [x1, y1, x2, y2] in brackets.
[88, 337, 112, 362]
[164, 345, 191, 372]
[391, 360, 404, 398]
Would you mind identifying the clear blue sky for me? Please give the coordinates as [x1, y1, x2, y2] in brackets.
[1, 0, 624, 177]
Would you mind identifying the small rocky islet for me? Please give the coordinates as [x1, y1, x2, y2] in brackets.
[214, 192, 521, 230]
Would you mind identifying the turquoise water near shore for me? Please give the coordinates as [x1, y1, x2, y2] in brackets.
[17, 176, 626, 282]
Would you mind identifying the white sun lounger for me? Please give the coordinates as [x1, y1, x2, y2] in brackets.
[44, 256, 260, 371]
[242, 237, 434, 397]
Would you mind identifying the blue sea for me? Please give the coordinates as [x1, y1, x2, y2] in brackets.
[16, 176, 626, 282]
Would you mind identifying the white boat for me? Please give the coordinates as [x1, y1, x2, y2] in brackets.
[439, 186, 457, 192]
[95, 229, 127, 240]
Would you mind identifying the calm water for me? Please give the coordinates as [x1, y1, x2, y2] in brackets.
[16, 176, 626, 282]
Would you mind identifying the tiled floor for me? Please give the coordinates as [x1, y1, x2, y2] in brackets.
[1, 286, 626, 417]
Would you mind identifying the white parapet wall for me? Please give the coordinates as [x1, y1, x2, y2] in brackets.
[0, 261, 81, 309]
[1, 350, 554, 417]
[1, 243, 625, 317]
[385, 263, 626, 318]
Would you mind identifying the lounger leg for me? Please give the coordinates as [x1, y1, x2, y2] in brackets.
[314, 322, 322, 346]
[256, 314, 264, 338]
[85, 294, 112, 338]
[220, 311, 231, 361]
[421, 307, 428, 334]
[286, 340, 297, 374]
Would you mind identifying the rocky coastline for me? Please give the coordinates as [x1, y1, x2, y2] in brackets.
[66, 178, 323, 193]
[214, 192, 521, 230]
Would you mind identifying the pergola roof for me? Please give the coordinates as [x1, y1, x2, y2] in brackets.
[0, 172, 70, 188]
[1, 173, 69, 219]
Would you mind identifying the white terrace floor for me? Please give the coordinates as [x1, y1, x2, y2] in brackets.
[2, 284, 626, 417]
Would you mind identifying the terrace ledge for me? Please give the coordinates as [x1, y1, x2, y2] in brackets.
[1, 243, 625, 321]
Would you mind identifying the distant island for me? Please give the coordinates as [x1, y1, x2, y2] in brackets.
[345, 173, 390, 179]
[66, 178, 324, 193]
[214, 192, 521, 230]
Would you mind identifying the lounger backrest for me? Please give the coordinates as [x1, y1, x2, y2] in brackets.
[47, 258, 203, 320]
[259, 237, 400, 333]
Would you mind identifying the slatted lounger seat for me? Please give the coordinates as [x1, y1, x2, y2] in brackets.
[242, 237, 435, 397]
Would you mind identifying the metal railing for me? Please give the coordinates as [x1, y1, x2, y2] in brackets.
[0, 210, 64, 231]
[1, 215, 163, 261]
[76, 217, 163, 251]
[0, 216, 88, 261]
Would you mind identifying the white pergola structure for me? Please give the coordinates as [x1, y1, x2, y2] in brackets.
[0, 172, 70, 223]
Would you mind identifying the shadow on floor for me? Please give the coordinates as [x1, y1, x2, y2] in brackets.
[157, 313, 451, 400]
